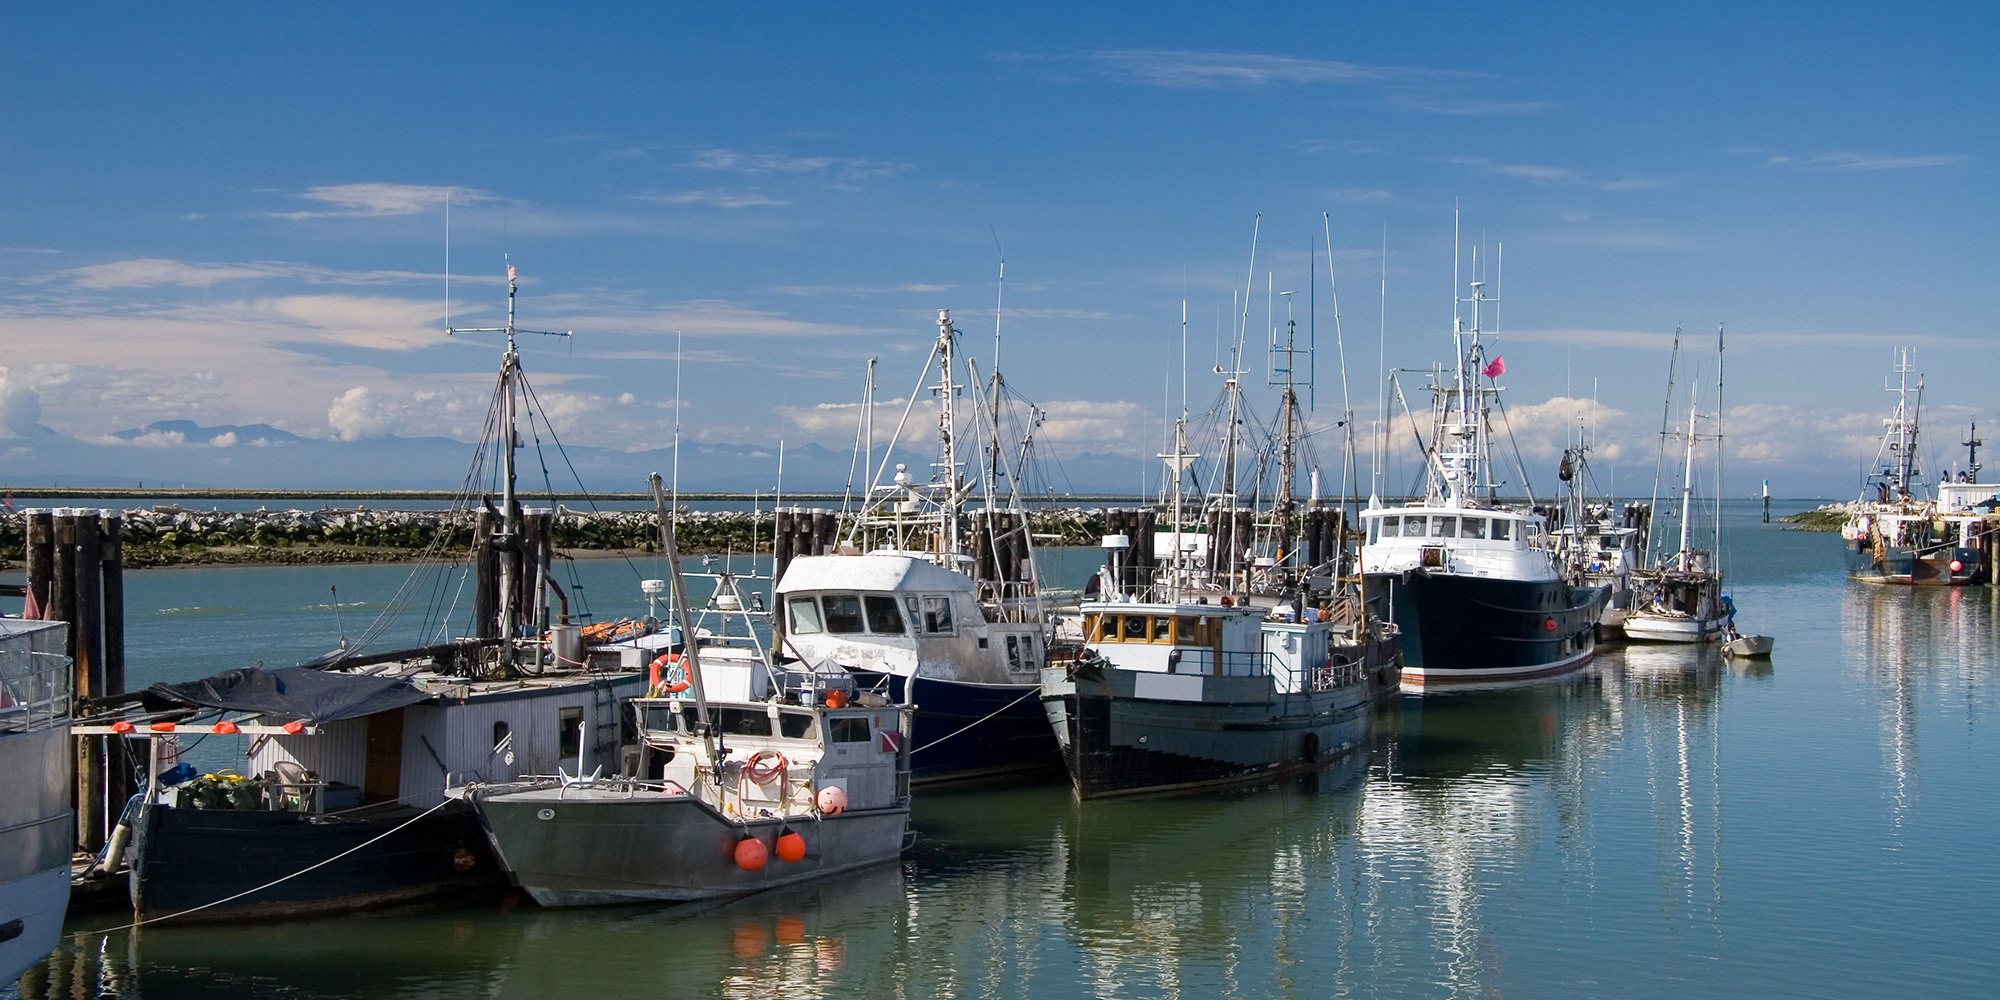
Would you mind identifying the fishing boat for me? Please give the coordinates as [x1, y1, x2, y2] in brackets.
[1550, 443, 1649, 637]
[774, 310, 1057, 784]
[1041, 236, 1388, 798]
[1621, 326, 1729, 643]
[1, 619, 70, 983]
[70, 266, 656, 923]
[461, 475, 914, 906]
[1839, 352, 1987, 585]
[1357, 239, 1606, 688]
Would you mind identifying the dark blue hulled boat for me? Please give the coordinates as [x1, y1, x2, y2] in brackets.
[1358, 245, 1605, 690]
[772, 310, 1061, 785]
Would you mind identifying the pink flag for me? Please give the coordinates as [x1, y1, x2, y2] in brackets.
[506, 263, 518, 287]
[1481, 355, 1506, 379]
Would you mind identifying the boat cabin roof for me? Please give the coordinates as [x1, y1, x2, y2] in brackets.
[776, 553, 974, 595]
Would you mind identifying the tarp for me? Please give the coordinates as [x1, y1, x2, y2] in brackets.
[142, 665, 431, 723]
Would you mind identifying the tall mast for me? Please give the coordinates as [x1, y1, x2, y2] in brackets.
[933, 310, 962, 558]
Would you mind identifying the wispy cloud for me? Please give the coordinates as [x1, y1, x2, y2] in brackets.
[1440, 156, 1671, 192]
[1294, 139, 1392, 156]
[686, 147, 913, 186]
[269, 183, 499, 220]
[1735, 147, 1969, 171]
[59, 258, 434, 291]
[1072, 49, 1396, 89]
[633, 189, 790, 209]
[1388, 95, 1552, 116]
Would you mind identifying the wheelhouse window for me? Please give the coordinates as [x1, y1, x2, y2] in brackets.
[823, 595, 865, 634]
[1463, 517, 1488, 540]
[921, 595, 954, 634]
[1491, 519, 1513, 541]
[1431, 516, 1458, 538]
[1379, 516, 1401, 538]
[778, 710, 815, 739]
[787, 597, 824, 635]
[1121, 615, 1147, 639]
[864, 595, 905, 634]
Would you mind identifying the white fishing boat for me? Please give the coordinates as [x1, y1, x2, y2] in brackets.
[461, 475, 914, 906]
[1358, 233, 1606, 687]
[1838, 352, 1988, 585]
[0, 619, 71, 983]
[775, 310, 1056, 784]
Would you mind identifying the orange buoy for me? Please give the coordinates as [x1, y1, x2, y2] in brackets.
[211, 720, 240, 734]
[816, 785, 848, 815]
[110, 720, 134, 734]
[283, 720, 306, 734]
[734, 836, 768, 872]
[775, 831, 807, 863]
[824, 689, 848, 709]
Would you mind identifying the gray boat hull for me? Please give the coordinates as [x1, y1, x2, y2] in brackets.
[469, 782, 908, 907]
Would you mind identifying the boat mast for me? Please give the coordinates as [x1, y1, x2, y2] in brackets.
[932, 310, 962, 559]
[447, 261, 571, 669]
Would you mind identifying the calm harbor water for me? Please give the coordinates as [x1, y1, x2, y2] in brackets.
[12, 501, 1999, 999]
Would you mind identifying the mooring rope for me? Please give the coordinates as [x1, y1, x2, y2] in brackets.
[83, 796, 459, 934]
[908, 685, 1042, 755]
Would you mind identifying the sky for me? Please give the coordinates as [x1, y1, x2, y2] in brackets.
[3, 3, 1996, 500]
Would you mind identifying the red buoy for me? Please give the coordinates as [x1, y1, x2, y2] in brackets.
[776, 831, 807, 863]
[1543, 617, 1557, 633]
[734, 836, 768, 872]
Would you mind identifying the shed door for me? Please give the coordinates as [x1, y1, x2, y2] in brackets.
[364, 707, 405, 803]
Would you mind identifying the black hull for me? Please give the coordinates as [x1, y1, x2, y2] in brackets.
[1365, 571, 1604, 688]
[129, 802, 499, 922]
[1842, 539, 1983, 585]
[853, 670, 1061, 785]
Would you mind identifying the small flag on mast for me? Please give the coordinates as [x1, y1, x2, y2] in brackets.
[1481, 355, 1506, 379]
[506, 263, 517, 288]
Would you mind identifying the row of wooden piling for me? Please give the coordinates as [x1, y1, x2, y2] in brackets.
[19, 509, 128, 852]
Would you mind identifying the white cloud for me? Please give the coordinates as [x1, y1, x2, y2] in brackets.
[634, 189, 790, 209]
[0, 370, 48, 437]
[686, 148, 913, 186]
[271, 183, 496, 220]
[327, 386, 400, 442]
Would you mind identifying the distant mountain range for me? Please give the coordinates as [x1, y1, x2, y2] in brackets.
[1, 419, 1148, 495]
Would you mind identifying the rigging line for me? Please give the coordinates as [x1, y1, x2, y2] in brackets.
[517, 370, 650, 586]
[82, 796, 458, 934]
[907, 686, 1043, 755]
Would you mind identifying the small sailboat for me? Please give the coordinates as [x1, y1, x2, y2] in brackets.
[460, 475, 914, 907]
[1625, 325, 1732, 645]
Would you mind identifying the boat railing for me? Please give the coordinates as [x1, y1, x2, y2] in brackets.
[0, 650, 74, 732]
[1169, 648, 1280, 678]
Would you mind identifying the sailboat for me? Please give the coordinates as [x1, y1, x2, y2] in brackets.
[1625, 325, 1731, 644]
[1357, 235, 1607, 688]
[71, 266, 658, 923]
[1838, 350, 1987, 585]
[773, 310, 1058, 784]
[460, 475, 914, 906]
[1040, 232, 1387, 799]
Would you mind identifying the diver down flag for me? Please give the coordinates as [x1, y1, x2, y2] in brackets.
[878, 728, 902, 754]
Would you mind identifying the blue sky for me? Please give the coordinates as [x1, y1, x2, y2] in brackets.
[3, 3, 1995, 499]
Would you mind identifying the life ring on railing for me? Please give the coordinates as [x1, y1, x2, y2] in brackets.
[745, 749, 788, 785]
[648, 652, 691, 696]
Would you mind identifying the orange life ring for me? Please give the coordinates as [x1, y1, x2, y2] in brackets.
[745, 749, 788, 784]
[648, 652, 691, 695]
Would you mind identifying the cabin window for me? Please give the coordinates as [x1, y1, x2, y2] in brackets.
[718, 708, 771, 737]
[922, 595, 954, 634]
[1491, 519, 1512, 541]
[777, 711, 815, 739]
[1082, 612, 1105, 642]
[559, 706, 583, 758]
[823, 595, 865, 634]
[1380, 516, 1401, 538]
[492, 720, 510, 751]
[1431, 516, 1458, 538]
[829, 717, 872, 743]
[1121, 615, 1147, 639]
[1152, 616, 1173, 643]
[864, 595, 905, 634]
[1366, 519, 1380, 544]
[1005, 634, 1022, 671]
[787, 597, 824, 634]
[1463, 517, 1488, 540]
